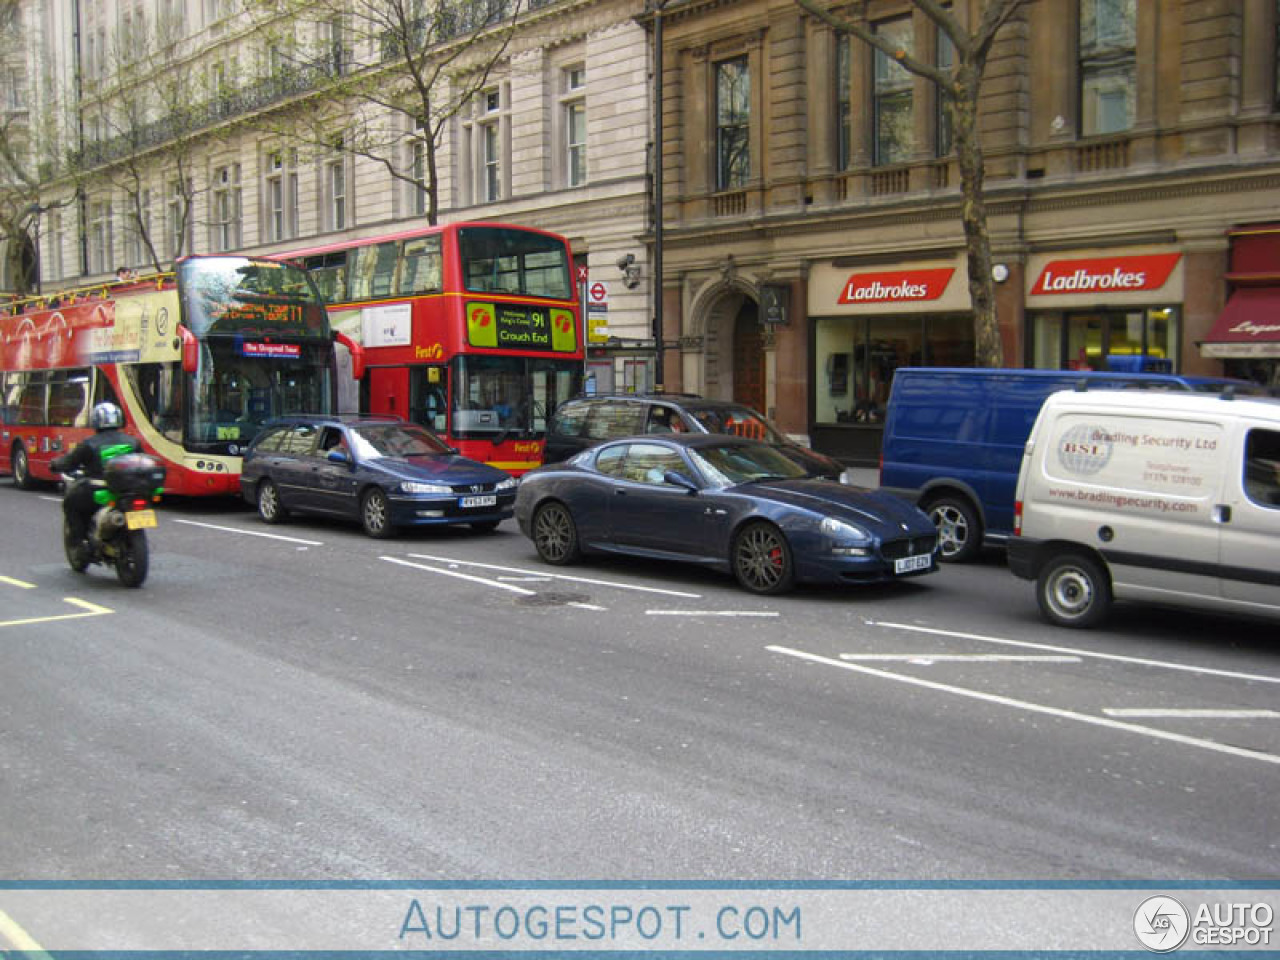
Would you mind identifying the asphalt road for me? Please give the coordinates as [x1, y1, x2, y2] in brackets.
[1, 480, 1277, 882]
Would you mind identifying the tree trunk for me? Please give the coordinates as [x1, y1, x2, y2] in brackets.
[952, 71, 1003, 368]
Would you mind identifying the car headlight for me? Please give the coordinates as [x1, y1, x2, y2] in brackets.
[820, 516, 871, 541]
[496, 476, 518, 491]
[399, 481, 452, 494]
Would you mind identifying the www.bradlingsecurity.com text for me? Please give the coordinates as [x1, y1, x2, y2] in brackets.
[399, 899, 802, 945]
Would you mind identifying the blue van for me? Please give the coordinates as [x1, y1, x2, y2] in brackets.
[879, 367, 1254, 562]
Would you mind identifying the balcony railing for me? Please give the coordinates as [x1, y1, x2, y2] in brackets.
[712, 190, 747, 217]
[870, 167, 910, 196]
[1075, 137, 1130, 173]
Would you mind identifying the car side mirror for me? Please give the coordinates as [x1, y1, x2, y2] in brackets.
[664, 469, 699, 492]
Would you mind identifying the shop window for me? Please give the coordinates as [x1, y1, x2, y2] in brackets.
[1029, 307, 1178, 371]
[813, 314, 974, 425]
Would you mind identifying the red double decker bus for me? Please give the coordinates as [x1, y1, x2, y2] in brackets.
[281, 222, 584, 474]
[2, 256, 349, 495]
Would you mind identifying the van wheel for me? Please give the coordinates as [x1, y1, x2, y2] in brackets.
[925, 495, 981, 562]
[1037, 553, 1111, 629]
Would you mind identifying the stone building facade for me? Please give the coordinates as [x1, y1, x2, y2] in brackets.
[651, 0, 1280, 463]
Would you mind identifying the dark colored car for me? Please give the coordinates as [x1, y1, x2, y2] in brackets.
[544, 394, 853, 483]
[515, 434, 937, 594]
[240, 415, 517, 538]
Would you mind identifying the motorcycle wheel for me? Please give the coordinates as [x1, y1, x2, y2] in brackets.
[63, 520, 90, 573]
[115, 530, 149, 588]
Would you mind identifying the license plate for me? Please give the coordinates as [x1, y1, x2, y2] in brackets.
[126, 509, 157, 530]
[459, 495, 497, 509]
[894, 553, 931, 575]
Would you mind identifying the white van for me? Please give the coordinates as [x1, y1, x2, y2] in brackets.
[1008, 389, 1280, 628]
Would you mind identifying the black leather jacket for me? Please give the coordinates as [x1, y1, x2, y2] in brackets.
[50, 430, 142, 479]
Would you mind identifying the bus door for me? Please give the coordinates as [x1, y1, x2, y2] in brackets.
[369, 367, 410, 421]
[408, 366, 449, 435]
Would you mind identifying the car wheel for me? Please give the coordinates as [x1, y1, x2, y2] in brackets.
[925, 494, 981, 563]
[470, 520, 501, 534]
[257, 479, 287, 524]
[361, 488, 397, 539]
[1037, 552, 1111, 629]
[532, 501, 580, 565]
[732, 521, 795, 595]
[11, 443, 34, 490]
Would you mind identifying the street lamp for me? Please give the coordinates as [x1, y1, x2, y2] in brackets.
[650, 0, 668, 392]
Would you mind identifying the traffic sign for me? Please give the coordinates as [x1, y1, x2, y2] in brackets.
[589, 282, 608, 305]
[577, 265, 590, 283]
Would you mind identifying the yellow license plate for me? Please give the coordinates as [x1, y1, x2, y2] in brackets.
[125, 509, 157, 530]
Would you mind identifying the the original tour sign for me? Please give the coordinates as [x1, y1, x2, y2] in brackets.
[466, 302, 577, 352]
[837, 268, 955, 304]
[1030, 253, 1182, 295]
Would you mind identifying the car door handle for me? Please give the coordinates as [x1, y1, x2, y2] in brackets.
[1213, 504, 1232, 524]
[614, 489, 628, 496]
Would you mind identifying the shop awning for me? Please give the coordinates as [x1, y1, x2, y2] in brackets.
[1199, 288, 1280, 358]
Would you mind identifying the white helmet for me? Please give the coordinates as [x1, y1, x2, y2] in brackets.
[90, 401, 124, 431]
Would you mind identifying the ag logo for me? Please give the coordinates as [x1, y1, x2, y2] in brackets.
[1057, 423, 1112, 476]
[1134, 895, 1190, 952]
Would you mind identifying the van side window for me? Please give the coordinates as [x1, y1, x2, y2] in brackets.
[1243, 429, 1280, 509]
[551, 402, 589, 439]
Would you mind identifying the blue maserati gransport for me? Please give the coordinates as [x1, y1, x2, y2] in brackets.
[514, 434, 938, 594]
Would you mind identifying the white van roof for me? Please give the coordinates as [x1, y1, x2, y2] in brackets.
[1040, 388, 1280, 422]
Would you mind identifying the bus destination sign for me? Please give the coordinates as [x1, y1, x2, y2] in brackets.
[466, 302, 576, 352]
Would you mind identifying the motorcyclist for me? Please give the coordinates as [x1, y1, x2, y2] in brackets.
[51, 402, 142, 549]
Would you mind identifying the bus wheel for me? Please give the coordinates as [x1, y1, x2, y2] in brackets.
[257, 480, 288, 524]
[361, 488, 398, 539]
[11, 443, 34, 490]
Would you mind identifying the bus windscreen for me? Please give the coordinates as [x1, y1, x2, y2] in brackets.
[459, 227, 573, 300]
[179, 257, 327, 338]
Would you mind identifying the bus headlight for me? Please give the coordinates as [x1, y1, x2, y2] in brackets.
[399, 481, 451, 495]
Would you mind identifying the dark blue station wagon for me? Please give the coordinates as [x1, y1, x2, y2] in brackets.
[240, 415, 517, 537]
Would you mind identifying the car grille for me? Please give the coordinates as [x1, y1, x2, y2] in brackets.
[449, 482, 496, 494]
[880, 535, 936, 560]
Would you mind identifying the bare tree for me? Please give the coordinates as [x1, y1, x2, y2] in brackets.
[246, 0, 526, 227]
[796, 0, 1026, 367]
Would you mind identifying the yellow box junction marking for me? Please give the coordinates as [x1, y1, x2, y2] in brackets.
[0, 597, 114, 629]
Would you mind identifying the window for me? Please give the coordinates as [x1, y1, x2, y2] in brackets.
[836, 36, 852, 171]
[325, 16, 346, 76]
[349, 241, 399, 300]
[410, 138, 428, 216]
[211, 164, 241, 252]
[714, 56, 750, 190]
[167, 180, 188, 259]
[481, 89, 502, 202]
[264, 150, 296, 243]
[125, 189, 149, 268]
[936, 25, 955, 156]
[89, 200, 113, 275]
[326, 140, 346, 231]
[564, 65, 587, 187]
[874, 17, 914, 165]
[1244, 430, 1280, 509]
[399, 236, 443, 294]
[1079, 0, 1136, 136]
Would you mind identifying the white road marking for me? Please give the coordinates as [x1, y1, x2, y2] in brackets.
[840, 654, 1081, 663]
[37, 495, 61, 503]
[407, 554, 702, 598]
[170, 518, 323, 546]
[569, 602, 608, 611]
[646, 610, 779, 617]
[382, 556, 535, 595]
[498, 576, 553, 583]
[1102, 708, 1280, 719]
[767, 645, 1280, 767]
[873, 621, 1280, 686]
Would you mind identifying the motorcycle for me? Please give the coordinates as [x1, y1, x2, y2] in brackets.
[60, 453, 166, 588]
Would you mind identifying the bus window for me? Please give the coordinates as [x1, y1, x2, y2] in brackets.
[306, 255, 348, 304]
[409, 366, 449, 433]
[350, 241, 399, 300]
[400, 236, 443, 295]
[48, 370, 90, 427]
[458, 226, 573, 299]
[1, 372, 24, 425]
[17, 372, 47, 425]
